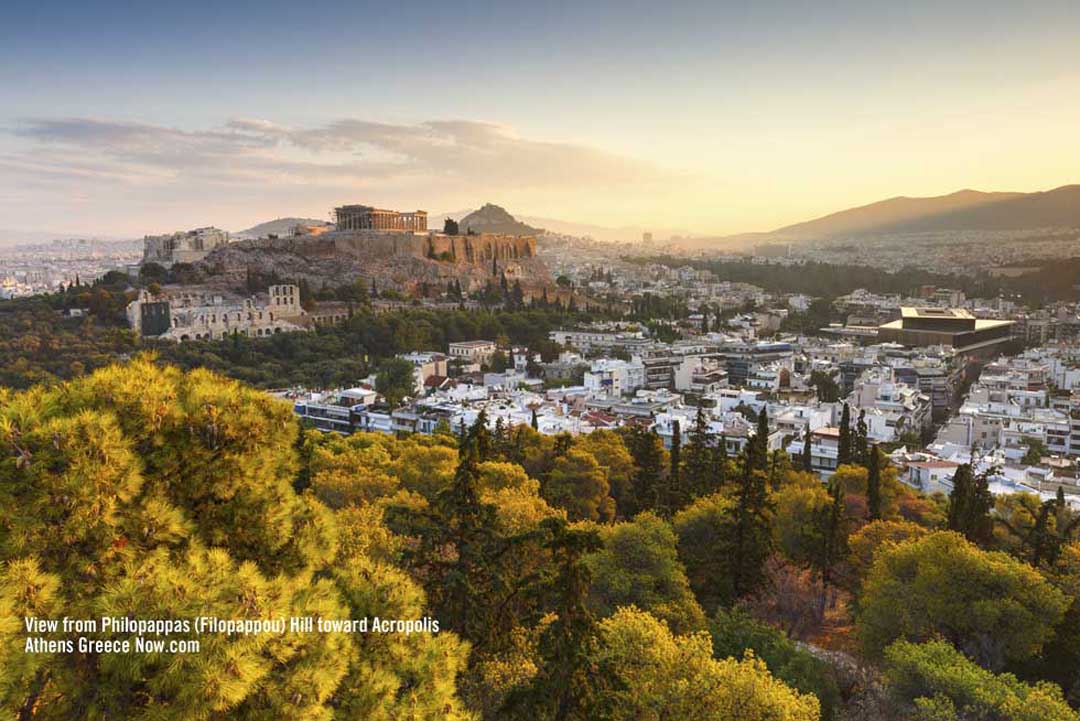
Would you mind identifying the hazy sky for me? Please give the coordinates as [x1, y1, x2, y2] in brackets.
[1, 0, 1078, 237]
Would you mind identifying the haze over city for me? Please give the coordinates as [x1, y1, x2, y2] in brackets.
[1, 0, 1078, 237]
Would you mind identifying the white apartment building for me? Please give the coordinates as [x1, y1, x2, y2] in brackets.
[584, 358, 646, 398]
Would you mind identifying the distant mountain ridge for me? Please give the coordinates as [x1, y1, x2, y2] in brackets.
[769, 184, 1080, 240]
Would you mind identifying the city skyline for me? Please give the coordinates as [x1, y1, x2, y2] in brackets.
[1, 0, 1078, 237]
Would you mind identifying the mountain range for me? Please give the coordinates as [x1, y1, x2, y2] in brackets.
[768, 184, 1080, 240]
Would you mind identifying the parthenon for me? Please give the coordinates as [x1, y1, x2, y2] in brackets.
[334, 204, 428, 232]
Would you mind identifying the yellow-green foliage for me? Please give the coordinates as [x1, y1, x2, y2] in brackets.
[587, 512, 706, 634]
[884, 639, 1079, 721]
[591, 607, 821, 720]
[0, 359, 473, 720]
[859, 531, 1070, 670]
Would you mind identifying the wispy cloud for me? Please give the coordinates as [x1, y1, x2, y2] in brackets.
[8, 116, 664, 188]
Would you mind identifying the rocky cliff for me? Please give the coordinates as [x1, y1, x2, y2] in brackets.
[195, 230, 550, 292]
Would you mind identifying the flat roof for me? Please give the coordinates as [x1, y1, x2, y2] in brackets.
[879, 318, 1014, 331]
[449, 340, 496, 347]
[900, 307, 975, 320]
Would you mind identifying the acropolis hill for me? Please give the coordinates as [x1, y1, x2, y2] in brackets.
[192, 204, 551, 293]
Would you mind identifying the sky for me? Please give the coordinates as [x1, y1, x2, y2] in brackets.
[0, 0, 1078, 239]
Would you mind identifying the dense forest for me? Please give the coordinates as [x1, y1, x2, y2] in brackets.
[2, 361, 1078, 719]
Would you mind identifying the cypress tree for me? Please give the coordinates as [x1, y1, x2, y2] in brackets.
[668, 419, 682, 516]
[855, 409, 868, 466]
[947, 463, 994, 546]
[837, 403, 852, 466]
[753, 407, 770, 473]
[802, 430, 814, 473]
[867, 443, 882, 520]
[729, 450, 772, 600]
[531, 407, 539, 431]
[816, 479, 847, 616]
[682, 405, 714, 498]
[624, 427, 664, 517]
[469, 410, 493, 462]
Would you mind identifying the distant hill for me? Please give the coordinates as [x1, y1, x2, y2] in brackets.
[772, 189, 1024, 239]
[457, 204, 543, 236]
[235, 217, 329, 239]
[769, 185, 1080, 240]
[879, 184, 1080, 234]
[432, 207, 685, 242]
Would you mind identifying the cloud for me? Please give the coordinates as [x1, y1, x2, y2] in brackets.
[8, 116, 665, 189]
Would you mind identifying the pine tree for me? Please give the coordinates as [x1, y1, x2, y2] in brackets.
[0, 360, 474, 720]
[531, 407, 539, 431]
[867, 443, 882, 520]
[399, 435, 510, 653]
[837, 403, 852, 466]
[502, 518, 603, 721]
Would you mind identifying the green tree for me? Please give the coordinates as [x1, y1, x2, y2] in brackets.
[884, 639, 1079, 721]
[802, 430, 814, 473]
[621, 427, 667, 517]
[375, 356, 416, 405]
[590, 607, 820, 721]
[858, 531, 1070, 670]
[854, 409, 868, 466]
[668, 419, 682, 515]
[682, 405, 717, 499]
[546, 448, 615, 522]
[587, 512, 706, 634]
[673, 493, 738, 613]
[752, 407, 771, 473]
[946, 463, 993, 546]
[837, 403, 852, 466]
[501, 518, 603, 721]
[577, 430, 636, 522]
[1021, 436, 1048, 466]
[389, 433, 514, 656]
[729, 452, 773, 600]
[809, 370, 840, 403]
[0, 359, 472, 720]
[867, 443, 883, 521]
[711, 606, 841, 719]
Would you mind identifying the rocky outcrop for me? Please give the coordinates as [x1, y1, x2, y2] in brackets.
[458, 204, 543, 236]
[195, 230, 550, 293]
